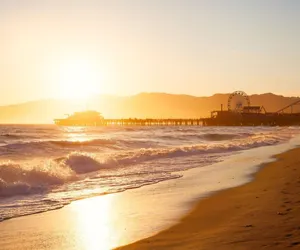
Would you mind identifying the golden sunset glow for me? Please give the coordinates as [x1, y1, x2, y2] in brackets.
[57, 59, 102, 99]
[1, 1, 300, 106]
[2, 1, 300, 250]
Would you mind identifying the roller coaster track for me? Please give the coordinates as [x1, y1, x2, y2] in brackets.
[276, 99, 300, 113]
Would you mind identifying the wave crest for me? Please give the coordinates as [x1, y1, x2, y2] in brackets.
[0, 161, 75, 197]
[0, 132, 285, 198]
[63, 152, 105, 174]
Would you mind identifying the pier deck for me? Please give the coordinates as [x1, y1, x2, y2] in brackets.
[54, 97, 300, 127]
[54, 118, 204, 126]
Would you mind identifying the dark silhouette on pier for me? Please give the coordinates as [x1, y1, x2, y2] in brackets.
[54, 91, 300, 127]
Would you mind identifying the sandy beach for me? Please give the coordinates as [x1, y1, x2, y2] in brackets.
[1, 143, 300, 250]
[118, 147, 300, 250]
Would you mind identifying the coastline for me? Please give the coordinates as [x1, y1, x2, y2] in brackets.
[118, 147, 300, 250]
[1, 140, 300, 250]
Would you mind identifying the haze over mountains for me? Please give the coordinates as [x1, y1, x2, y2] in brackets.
[0, 92, 299, 124]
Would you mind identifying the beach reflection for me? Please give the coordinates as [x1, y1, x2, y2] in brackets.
[74, 194, 121, 250]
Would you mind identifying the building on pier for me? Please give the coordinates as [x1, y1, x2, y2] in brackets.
[54, 111, 104, 126]
[54, 91, 300, 127]
[202, 91, 300, 126]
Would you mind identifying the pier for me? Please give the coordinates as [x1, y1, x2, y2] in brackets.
[101, 118, 204, 126]
[54, 118, 204, 126]
[54, 91, 300, 127]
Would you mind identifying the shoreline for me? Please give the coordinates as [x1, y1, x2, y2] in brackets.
[117, 147, 300, 249]
[1, 140, 300, 250]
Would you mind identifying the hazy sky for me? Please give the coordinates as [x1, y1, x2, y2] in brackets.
[0, 0, 300, 105]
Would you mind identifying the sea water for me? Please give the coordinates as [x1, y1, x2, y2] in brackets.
[1, 125, 300, 221]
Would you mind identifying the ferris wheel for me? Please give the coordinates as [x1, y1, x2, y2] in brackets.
[227, 91, 250, 112]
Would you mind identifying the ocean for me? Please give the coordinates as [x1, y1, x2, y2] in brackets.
[0, 125, 299, 221]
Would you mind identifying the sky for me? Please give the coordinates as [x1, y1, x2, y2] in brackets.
[0, 0, 300, 105]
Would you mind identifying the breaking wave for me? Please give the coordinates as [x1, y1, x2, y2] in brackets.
[0, 138, 160, 156]
[0, 133, 283, 198]
[0, 161, 75, 197]
[1, 125, 300, 221]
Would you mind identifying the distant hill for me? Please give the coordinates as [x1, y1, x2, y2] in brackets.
[0, 92, 299, 124]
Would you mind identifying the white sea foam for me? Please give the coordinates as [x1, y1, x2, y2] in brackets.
[0, 125, 300, 221]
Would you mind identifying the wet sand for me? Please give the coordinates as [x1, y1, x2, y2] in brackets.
[1, 146, 300, 250]
[118, 148, 300, 250]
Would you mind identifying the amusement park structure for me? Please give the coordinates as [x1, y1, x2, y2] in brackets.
[54, 91, 300, 126]
[201, 91, 300, 126]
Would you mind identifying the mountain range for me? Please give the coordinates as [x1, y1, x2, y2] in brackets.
[0, 92, 299, 124]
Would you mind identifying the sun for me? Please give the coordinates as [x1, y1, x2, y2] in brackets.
[58, 59, 101, 100]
